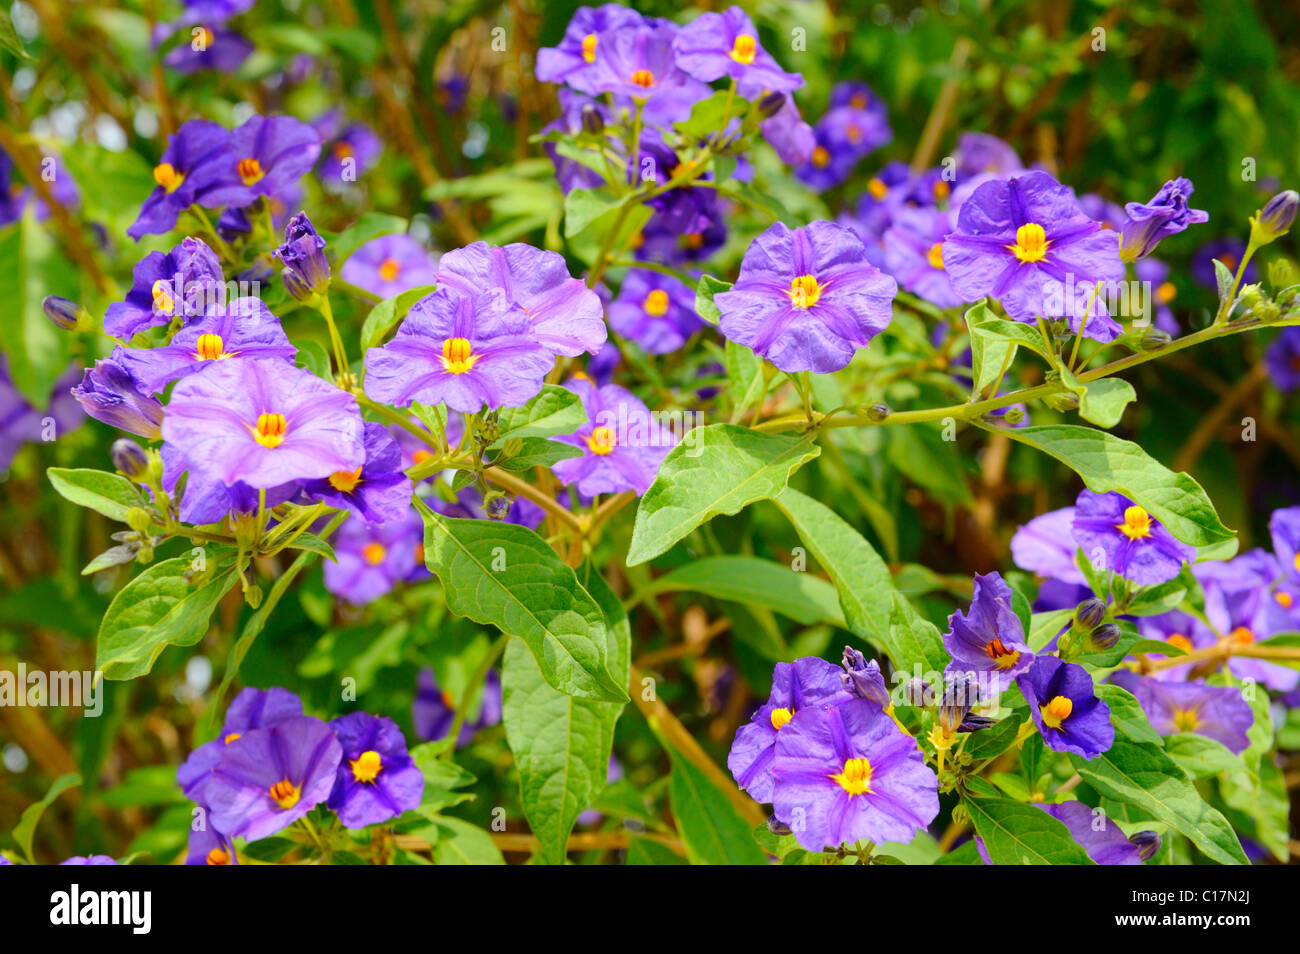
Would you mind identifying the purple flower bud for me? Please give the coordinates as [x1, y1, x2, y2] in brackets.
[111, 438, 149, 479]
[758, 90, 786, 118]
[71, 356, 164, 439]
[766, 815, 792, 836]
[1089, 622, 1122, 650]
[580, 104, 605, 136]
[840, 646, 890, 707]
[1252, 189, 1299, 244]
[1117, 178, 1208, 263]
[1074, 597, 1108, 630]
[938, 674, 980, 733]
[1129, 829, 1161, 861]
[42, 295, 83, 331]
[275, 211, 330, 301]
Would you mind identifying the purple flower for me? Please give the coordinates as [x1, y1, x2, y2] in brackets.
[1198, 568, 1299, 691]
[299, 422, 412, 524]
[435, 241, 607, 357]
[312, 111, 384, 187]
[161, 358, 365, 489]
[71, 354, 165, 439]
[535, 4, 646, 91]
[326, 712, 424, 828]
[161, 444, 300, 525]
[1270, 507, 1300, 583]
[200, 115, 321, 212]
[673, 7, 802, 98]
[186, 823, 238, 865]
[714, 220, 897, 373]
[1117, 178, 1208, 263]
[177, 687, 305, 806]
[323, 509, 423, 605]
[1135, 609, 1214, 682]
[1133, 678, 1253, 754]
[1191, 238, 1257, 290]
[363, 287, 553, 414]
[0, 360, 83, 469]
[117, 297, 296, 394]
[607, 269, 702, 354]
[1010, 506, 1087, 585]
[1071, 489, 1195, 586]
[1265, 328, 1300, 392]
[128, 120, 236, 240]
[275, 211, 330, 301]
[59, 855, 120, 865]
[759, 94, 815, 166]
[341, 234, 438, 300]
[794, 124, 859, 190]
[726, 656, 854, 803]
[162, 25, 252, 73]
[883, 206, 962, 308]
[541, 89, 614, 194]
[587, 21, 709, 110]
[414, 668, 503, 744]
[942, 171, 1126, 341]
[204, 716, 342, 841]
[105, 237, 226, 340]
[1133, 257, 1180, 334]
[551, 378, 675, 496]
[1017, 655, 1113, 758]
[953, 132, 1023, 179]
[1038, 801, 1141, 865]
[771, 698, 939, 851]
[943, 571, 1034, 692]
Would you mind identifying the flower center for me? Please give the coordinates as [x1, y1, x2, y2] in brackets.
[378, 257, 401, 282]
[1039, 695, 1073, 730]
[683, 232, 703, 250]
[811, 145, 830, 168]
[769, 707, 793, 731]
[1229, 626, 1255, 645]
[195, 333, 226, 361]
[205, 847, 230, 865]
[787, 274, 823, 310]
[730, 34, 757, 65]
[350, 750, 384, 783]
[223, 732, 242, 744]
[1007, 222, 1050, 263]
[867, 177, 888, 200]
[1173, 709, 1199, 732]
[151, 278, 175, 314]
[1277, 591, 1293, 609]
[1157, 281, 1177, 304]
[153, 162, 185, 193]
[643, 289, 670, 316]
[440, 337, 480, 374]
[933, 180, 950, 201]
[1294, 552, 1300, 573]
[362, 542, 387, 565]
[1166, 633, 1193, 653]
[631, 69, 655, 89]
[333, 140, 353, 159]
[269, 779, 300, 810]
[587, 425, 617, 456]
[328, 466, 363, 492]
[846, 124, 861, 143]
[829, 756, 873, 796]
[851, 92, 868, 109]
[983, 638, 1020, 670]
[412, 449, 432, 464]
[1116, 505, 1153, 540]
[927, 243, 945, 270]
[237, 157, 265, 186]
[581, 32, 598, 63]
[252, 412, 288, 448]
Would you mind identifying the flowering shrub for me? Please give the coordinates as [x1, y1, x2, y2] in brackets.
[3, 0, 1300, 869]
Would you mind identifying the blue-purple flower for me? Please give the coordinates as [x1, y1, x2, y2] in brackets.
[435, 241, 607, 357]
[771, 698, 939, 850]
[673, 7, 802, 98]
[942, 171, 1126, 341]
[313, 110, 383, 187]
[177, 687, 305, 807]
[587, 21, 708, 111]
[1265, 328, 1300, 393]
[1017, 655, 1113, 758]
[364, 287, 553, 414]
[299, 421, 412, 524]
[1117, 178, 1208, 263]
[162, 358, 365, 488]
[1133, 678, 1253, 753]
[727, 656, 854, 803]
[71, 355, 165, 439]
[943, 571, 1034, 692]
[551, 377, 675, 496]
[323, 509, 424, 605]
[128, 120, 237, 240]
[714, 220, 897, 373]
[883, 206, 962, 308]
[607, 269, 702, 354]
[201, 115, 321, 212]
[759, 94, 816, 166]
[1038, 801, 1141, 865]
[326, 712, 424, 828]
[162, 25, 252, 74]
[1071, 489, 1195, 586]
[275, 211, 330, 301]
[162, 445, 300, 525]
[341, 234, 438, 300]
[414, 668, 503, 744]
[105, 236, 226, 340]
[535, 4, 646, 92]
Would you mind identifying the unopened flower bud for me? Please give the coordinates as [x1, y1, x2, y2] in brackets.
[1074, 597, 1108, 631]
[43, 295, 85, 331]
[1129, 830, 1161, 861]
[1138, 327, 1172, 351]
[276, 212, 330, 302]
[1251, 189, 1299, 245]
[1044, 389, 1080, 413]
[111, 438, 150, 480]
[1089, 622, 1122, 650]
[581, 104, 605, 136]
[840, 647, 890, 707]
[766, 815, 792, 836]
[758, 91, 787, 119]
[938, 675, 980, 733]
[903, 676, 932, 709]
[865, 402, 890, 422]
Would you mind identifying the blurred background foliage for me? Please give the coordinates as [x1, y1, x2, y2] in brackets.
[2, 0, 1299, 862]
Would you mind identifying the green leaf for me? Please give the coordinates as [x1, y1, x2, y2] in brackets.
[996, 424, 1234, 546]
[672, 90, 735, 139]
[359, 284, 436, 351]
[963, 791, 1095, 865]
[328, 213, 408, 265]
[626, 837, 688, 865]
[627, 424, 820, 565]
[667, 746, 768, 865]
[427, 817, 505, 865]
[12, 773, 81, 864]
[970, 309, 1055, 363]
[493, 437, 583, 471]
[492, 384, 588, 442]
[1068, 735, 1249, 864]
[47, 468, 145, 523]
[97, 558, 238, 680]
[0, 8, 32, 59]
[724, 337, 765, 420]
[281, 531, 336, 563]
[0, 212, 76, 403]
[886, 591, 950, 686]
[771, 488, 895, 654]
[1077, 378, 1137, 429]
[409, 741, 478, 814]
[961, 712, 1027, 762]
[1096, 684, 1162, 746]
[1164, 733, 1242, 780]
[965, 302, 1016, 398]
[416, 502, 627, 702]
[695, 274, 731, 325]
[639, 555, 846, 625]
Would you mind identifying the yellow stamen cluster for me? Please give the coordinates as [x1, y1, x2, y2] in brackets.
[829, 757, 873, 796]
[867, 177, 888, 200]
[363, 542, 387, 566]
[631, 69, 655, 88]
[440, 337, 480, 375]
[195, 333, 226, 361]
[153, 162, 185, 193]
[769, 707, 794, 731]
[252, 412, 288, 449]
[269, 779, 300, 810]
[206, 848, 230, 865]
[237, 157, 264, 186]
[644, 289, 670, 316]
[1039, 695, 1073, 730]
[811, 146, 830, 169]
[983, 638, 1021, 671]
[378, 258, 401, 282]
[787, 274, 823, 310]
[581, 33, 598, 63]
[350, 750, 384, 784]
[1006, 222, 1050, 263]
[152, 279, 176, 315]
[1116, 505, 1153, 541]
[1166, 633, 1193, 654]
[730, 34, 757, 64]
[927, 243, 945, 271]
[1173, 709, 1199, 732]
[587, 425, 617, 456]
[328, 467, 363, 493]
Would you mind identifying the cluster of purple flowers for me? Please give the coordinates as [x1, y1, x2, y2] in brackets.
[178, 687, 424, 863]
